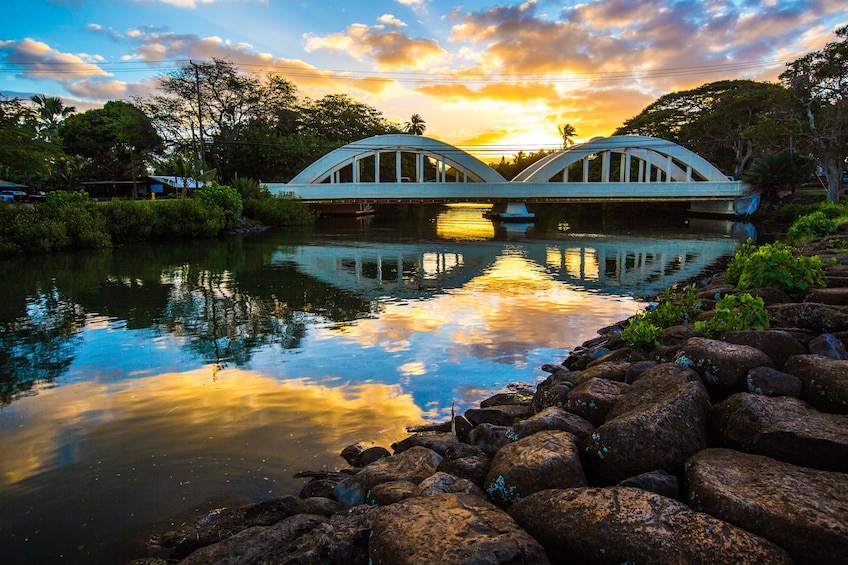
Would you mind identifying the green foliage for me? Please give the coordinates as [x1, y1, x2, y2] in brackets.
[0, 205, 69, 254]
[741, 151, 812, 198]
[193, 183, 243, 228]
[45, 189, 91, 206]
[695, 293, 770, 338]
[770, 201, 847, 224]
[150, 198, 225, 239]
[726, 240, 825, 293]
[242, 193, 316, 226]
[100, 200, 155, 243]
[620, 314, 663, 351]
[230, 177, 264, 200]
[620, 285, 703, 351]
[785, 211, 838, 243]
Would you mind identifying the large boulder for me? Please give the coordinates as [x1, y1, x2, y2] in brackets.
[435, 443, 491, 487]
[484, 430, 586, 507]
[464, 404, 533, 426]
[508, 487, 792, 564]
[745, 366, 803, 397]
[712, 393, 848, 472]
[685, 448, 848, 565]
[721, 329, 807, 370]
[768, 303, 848, 333]
[272, 504, 378, 564]
[333, 446, 442, 507]
[784, 354, 848, 414]
[414, 471, 487, 498]
[674, 337, 774, 397]
[465, 423, 508, 457]
[369, 493, 550, 565]
[581, 363, 710, 485]
[391, 432, 461, 456]
[505, 406, 594, 443]
[564, 377, 629, 426]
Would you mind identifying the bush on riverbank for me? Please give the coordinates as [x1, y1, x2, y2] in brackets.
[0, 186, 276, 255]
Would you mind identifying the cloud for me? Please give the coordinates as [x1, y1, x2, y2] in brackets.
[0, 38, 110, 81]
[304, 19, 449, 71]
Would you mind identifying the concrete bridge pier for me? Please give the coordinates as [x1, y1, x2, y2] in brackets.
[483, 202, 535, 222]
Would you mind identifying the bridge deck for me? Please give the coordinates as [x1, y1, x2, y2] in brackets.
[268, 180, 748, 204]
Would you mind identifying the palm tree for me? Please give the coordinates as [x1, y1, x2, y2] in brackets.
[30, 94, 76, 134]
[558, 123, 577, 149]
[404, 114, 426, 136]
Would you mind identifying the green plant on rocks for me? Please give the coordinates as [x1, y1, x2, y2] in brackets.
[694, 293, 769, 338]
[785, 211, 838, 244]
[620, 313, 664, 351]
[724, 240, 825, 294]
[620, 285, 703, 351]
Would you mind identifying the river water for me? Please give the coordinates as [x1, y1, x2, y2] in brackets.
[0, 204, 754, 564]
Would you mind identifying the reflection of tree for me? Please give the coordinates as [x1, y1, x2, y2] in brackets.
[0, 288, 84, 405]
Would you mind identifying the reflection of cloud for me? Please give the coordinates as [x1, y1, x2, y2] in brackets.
[0, 367, 422, 487]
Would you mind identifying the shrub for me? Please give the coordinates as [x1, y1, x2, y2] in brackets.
[44, 189, 91, 206]
[726, 241, 824, 294]
[785, 211, 838, 243]
[230, 177, 265, 200]
[0, 205, 69, 254]
[151, 198, 225, 239]
[100, 199, 155, 243]
[620, 314, 663, 351]
[41, 196, 111, 249]
[193, 183, 243, 229]
[695, 293, 769, 338]
[243, 194, 316, 226]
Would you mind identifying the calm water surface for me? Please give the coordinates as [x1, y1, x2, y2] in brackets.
[0, 205, 753, 564]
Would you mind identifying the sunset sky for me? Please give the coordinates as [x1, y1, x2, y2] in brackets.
[1, 0, 845, 157]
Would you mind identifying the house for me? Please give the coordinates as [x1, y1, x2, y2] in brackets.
[79, 176, 203, 199]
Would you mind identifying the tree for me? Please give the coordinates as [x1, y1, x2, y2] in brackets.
[615, 80, 787, 177]
[30, 94, 75, 136]
[404, 114, 426, 135]
[140, 58, 299, 181]
[0, 96, 62, 185]
[297, 93, 400, 145]
[557, 123, 577, 148]
[59, 100, 163, 187]
[781, 25, 848, 203]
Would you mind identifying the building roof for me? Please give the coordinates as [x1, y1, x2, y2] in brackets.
[0, 179, 27, 189]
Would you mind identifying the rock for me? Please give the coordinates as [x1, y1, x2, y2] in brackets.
[184, 513, 328, 565]
[564, 377, 629, 426]
[340, 443, 369, 466]
[465, 423, 508, 457]
[414, 471, 486, 498]
[484, 430, 586, 507]
[369, 493, 550, 565]
[658, 324, 700, 347]
[674, 337, 774, 397]
[581, 363, 710, 485]
[479, 391, 533, 407]
[530, 380, 572, 413]
[366, 481, 417, 506]
[802, 287, 848, 305]
[695, 284, 737, 301]
[624, 359, 658, 383]
[357, 446, 391, 467]
[297, 497, 343, 517]
[453, 414, 473, 442]
[712, 393, 848, 472]
[509, 486, 792, 564]
[274, 504, 378, 564]
[178, 526, 267, 565]
[745, 366, 803, 397]
[686, 448, 848, 565]
[768, 303, 848, 333]
[464, 404, 533, 427]
[809, 332, 848, 360]
[721, 329, 807, 370]
[586, 347, 645, 367]
[391, 431, 460, 456]
[570, 361, 629, 385]
[154, 496, 304, 559]
[505, 406, 594, 444]
[743, 287, 795, 305]
[333, 446, 442, 507]
[435, 444, 491, 487]
[784, 354, 848, 414]
[617, 470, 680, 499]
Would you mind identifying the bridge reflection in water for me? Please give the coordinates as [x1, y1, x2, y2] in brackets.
[276, 212, 753, 301]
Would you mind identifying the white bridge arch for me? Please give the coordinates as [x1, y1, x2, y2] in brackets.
[267, 134, 757, 214]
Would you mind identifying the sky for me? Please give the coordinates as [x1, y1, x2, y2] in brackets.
[1, 0, 845, 158]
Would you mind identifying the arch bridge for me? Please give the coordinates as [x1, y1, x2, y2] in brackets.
[266, 134, 757, 215]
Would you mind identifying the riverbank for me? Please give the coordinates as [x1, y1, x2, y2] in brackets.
[129, 225, 848, 564]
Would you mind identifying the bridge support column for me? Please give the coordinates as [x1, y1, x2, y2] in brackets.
[484, 202, 535, 222]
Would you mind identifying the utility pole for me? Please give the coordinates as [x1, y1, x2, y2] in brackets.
[190, 60, 207, 171]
